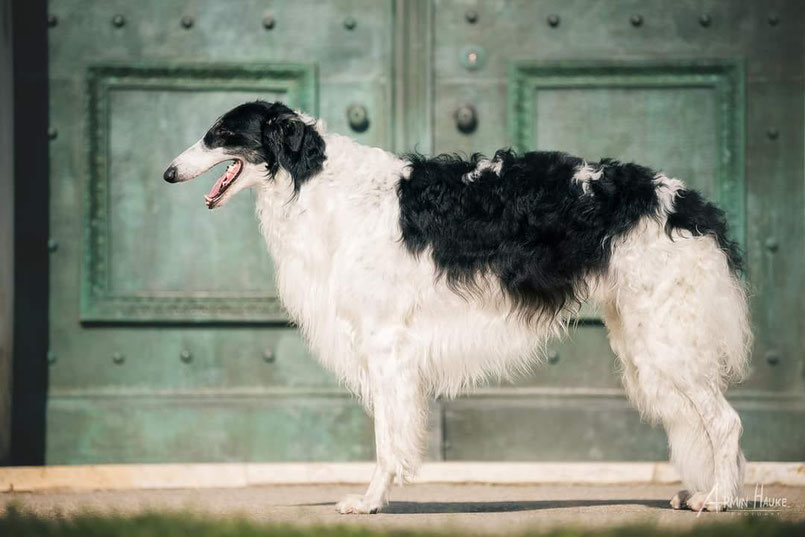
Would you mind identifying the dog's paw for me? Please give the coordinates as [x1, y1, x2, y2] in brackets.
[688, 490, 728, 512]
[670, 490, 692, 510]
[670, 490, 727, 512]
[336, 494, 381, 515]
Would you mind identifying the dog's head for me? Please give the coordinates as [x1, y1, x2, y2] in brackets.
[163, 101, 326, 209]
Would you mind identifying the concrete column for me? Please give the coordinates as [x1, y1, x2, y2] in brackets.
[0, 0, 14, 466]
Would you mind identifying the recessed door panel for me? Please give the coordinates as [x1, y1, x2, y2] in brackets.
[433, 0, 804, 461]
[47, 0, 396, 463]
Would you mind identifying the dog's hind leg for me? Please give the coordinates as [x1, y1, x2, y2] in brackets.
[629, 361, 744, 507]
[336, 329, 428, 514]
[665, 386, 746, 511]
[602, 224, 751, 512]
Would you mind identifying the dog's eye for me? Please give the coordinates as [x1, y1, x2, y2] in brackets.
[215, 128, 231, 137]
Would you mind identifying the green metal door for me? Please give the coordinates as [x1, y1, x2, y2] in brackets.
[47, 0, 402, 463]
[431, 0, 804, 461]
[47, 0, 803, 464]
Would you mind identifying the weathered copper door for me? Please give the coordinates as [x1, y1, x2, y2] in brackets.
[47, 0, 400, 463]
[47, 0, 803, 463]
[431, 0, 804, 461]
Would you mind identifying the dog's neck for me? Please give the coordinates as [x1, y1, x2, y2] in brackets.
[253, 132, 405, 329]
[251, 133, 403, 388]
[257, 133, 405, 340]
[255, 132, 403, 254]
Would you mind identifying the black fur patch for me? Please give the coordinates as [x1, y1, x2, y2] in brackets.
[397, 150, 740, 321]
[261, 104, 326, 191]
[665, 189, 743, 274]
[203, 101, 326, 191]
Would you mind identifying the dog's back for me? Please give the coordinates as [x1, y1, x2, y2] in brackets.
[398, 150, 742, 315]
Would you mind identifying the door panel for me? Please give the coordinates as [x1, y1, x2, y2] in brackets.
[532, 86, 718, 193]
[47, 0, 804, 464]
[84, 64, 315, 322]
[47, 0, 397, 463]
[508, 61, 744, 244]
[47, 396, 374, 464]
[107, 89, 279, 296]
[433, 0, 804, 461]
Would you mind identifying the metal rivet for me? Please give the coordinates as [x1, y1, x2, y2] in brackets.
[455, 104, 478, 134]
[263, 15, 276, 29]
[48, 127, 58, 140]
[181, 15, 194, 29]
[547, 14, 560, 27]
[346, 104, 369, 133]
[767, 128, 779, 140]
[547, 350, 560, 364]
[47, 238, 59, 252]
[111, 15, 125, 28]
[180, 349, 192, 363]
[47, 14, 58, 28]
[343, 16, 356, 30]
[112, 352, 125, 365]
[764, 350, 780, 366]
[47, 351, 57, 365]
[768, 13, 779, 26]
[764, 237, 779, 252]
[263, 349, 275, 363]
[699, 13, 712, 27]
[630, 14, 643, 27]
[465, 10, 478, 24]
[459, 45, 486, 71]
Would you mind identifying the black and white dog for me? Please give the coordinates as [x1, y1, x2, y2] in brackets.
[165, 101, 751, 514]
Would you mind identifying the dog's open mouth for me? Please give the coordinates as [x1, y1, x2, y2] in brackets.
[204, 159, 243, 209]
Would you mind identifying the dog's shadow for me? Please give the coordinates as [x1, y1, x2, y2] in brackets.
[303, 499, 669, 514]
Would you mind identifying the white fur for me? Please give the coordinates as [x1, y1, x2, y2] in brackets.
[572, 161, 604, 194]
[170, 121, 752, 514]
[463, 157, 503, 183]
[169, 139, 229, 182]
[653, 173, 687, 218]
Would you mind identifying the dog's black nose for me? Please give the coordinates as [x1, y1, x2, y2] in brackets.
[163, 166, 177, 183]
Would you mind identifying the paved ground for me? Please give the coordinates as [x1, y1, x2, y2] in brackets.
[2, 484, 804, 533]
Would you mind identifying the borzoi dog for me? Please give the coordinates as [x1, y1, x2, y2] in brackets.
[165, 101, 751, 514]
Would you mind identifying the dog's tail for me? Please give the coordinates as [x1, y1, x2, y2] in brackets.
[664, 187, 743, 276]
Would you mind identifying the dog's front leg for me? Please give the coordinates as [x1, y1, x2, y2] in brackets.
[336, 335, 427, 514]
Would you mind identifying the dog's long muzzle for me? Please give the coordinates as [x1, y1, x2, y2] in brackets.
[164, 139, 246, 209]
[163, 139, 227, 183]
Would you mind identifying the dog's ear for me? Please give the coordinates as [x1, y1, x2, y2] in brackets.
[262, 115, 326, 191]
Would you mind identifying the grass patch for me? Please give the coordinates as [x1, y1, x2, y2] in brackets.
[0, 505, 803, 537]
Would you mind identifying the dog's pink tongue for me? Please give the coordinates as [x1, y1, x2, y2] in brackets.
[206, 161, 241, 199]
[207, 174, 227, 199]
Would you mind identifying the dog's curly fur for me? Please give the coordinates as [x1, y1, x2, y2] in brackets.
[166, 101, 752, 515]
[399, 150, 742, 323]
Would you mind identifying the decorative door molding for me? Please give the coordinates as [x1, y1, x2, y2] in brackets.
[508, 60, 746, 249]
[82, 63, 317, 323]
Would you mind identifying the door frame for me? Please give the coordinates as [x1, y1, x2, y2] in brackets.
[10, 0, 49, 466]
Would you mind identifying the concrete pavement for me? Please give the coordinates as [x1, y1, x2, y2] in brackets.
[2, 484, 804, 533]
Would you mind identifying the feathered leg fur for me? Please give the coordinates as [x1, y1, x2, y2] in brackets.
[336, 328, 429, 514]
[601, 219, 751, 511]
